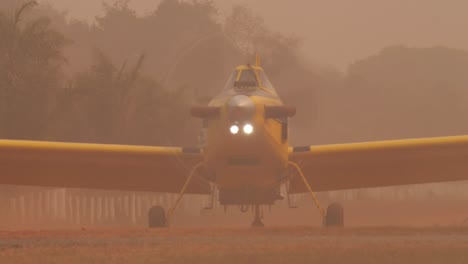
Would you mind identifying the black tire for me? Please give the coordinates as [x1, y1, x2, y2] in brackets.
[324, 203, 344, 227]
[148, 206, 167, 228]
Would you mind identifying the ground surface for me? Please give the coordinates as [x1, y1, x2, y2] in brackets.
[0, 227, 468, 264]
[179, 199, 468, 227]
[1, 199, 468, 263]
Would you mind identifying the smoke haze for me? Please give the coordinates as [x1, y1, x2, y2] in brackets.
[2, 0, 468, 231]
[37, 0, 468, 70]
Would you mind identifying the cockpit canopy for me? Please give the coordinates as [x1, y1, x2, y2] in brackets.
[223, 65, 277, 95]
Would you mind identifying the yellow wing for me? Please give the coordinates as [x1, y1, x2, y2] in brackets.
[0, 140, 209, 194]
[289, 135, 468, 193]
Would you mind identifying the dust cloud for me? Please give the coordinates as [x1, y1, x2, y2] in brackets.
[40, 0, 468, 69]
[1, 0, 468, 229]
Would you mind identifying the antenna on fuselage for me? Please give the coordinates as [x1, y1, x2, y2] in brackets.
[255, 52, 261, 67]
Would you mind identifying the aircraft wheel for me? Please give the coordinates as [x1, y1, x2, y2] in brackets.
[324, 202, 344, 227]
[148, 206, 167, 228]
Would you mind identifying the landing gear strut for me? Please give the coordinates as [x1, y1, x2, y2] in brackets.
[288, 161, 326, 223]
[166, 163, 203, 226]
[251, 205, 264, 227]
[147, 163, 203, 228]
[287, 161, 346, 227]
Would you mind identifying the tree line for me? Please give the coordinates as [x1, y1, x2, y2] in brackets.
[2, 0, 468, 147]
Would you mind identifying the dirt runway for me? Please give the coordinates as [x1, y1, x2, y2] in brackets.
[0, 227, 467, 264]
[1, 199, 468, 263]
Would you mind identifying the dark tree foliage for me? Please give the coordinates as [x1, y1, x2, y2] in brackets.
[0, 1, 223, 146]
[92, 0, 224, 84]
[324, 46, 468, 143]
[48, 49, 193, 146]
[0, 1, 68, 140]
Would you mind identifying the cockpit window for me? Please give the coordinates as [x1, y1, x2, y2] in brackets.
[257, 71, 276, 92]
[223, 70, 237, 90]
[234, 69, 259, 92]
[222, 67, 277, 95]
[238, 69, 258, 83]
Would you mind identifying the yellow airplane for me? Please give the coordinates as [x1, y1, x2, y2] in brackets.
[2, 57, 468, 227]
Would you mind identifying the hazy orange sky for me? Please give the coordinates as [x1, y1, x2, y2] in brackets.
[37, 0, 468, 70]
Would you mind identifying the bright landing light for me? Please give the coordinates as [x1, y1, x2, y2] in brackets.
[243, 124, 254, 135]
[230, 125, 239, 134]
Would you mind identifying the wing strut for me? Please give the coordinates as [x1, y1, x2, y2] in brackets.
[288, 161, 326, 221]
[166, 162, 203, 225]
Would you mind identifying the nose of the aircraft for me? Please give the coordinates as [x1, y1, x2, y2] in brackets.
[227, 95, 256, 121]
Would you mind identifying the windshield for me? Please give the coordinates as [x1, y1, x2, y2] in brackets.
[257, 70, 275, 91]
[223, 68, 276, 93]
[218, 67, 279, 99]
[222, 70, 237, 90]
[234, 69, 259, 92]
[238, 69, 258, 83]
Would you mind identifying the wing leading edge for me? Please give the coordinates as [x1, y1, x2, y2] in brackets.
[289, 135, 468, 193]
[0, 140, 209, 194]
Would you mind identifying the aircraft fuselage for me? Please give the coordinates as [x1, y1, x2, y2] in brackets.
[196, 65, 293, 205]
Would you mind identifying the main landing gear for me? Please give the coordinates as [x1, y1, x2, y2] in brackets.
[147, 163, 203, 228]
[146, 159, 345, 228]
[251, 205, 264, 227]
[288, 161, 345, 227]
[324, 203, 344, 227]
[148, 206, 167, 228]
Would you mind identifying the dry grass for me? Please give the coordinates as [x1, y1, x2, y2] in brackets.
[0, 227, 468, 263]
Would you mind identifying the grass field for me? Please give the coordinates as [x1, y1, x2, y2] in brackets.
[0, 227, 468, 264]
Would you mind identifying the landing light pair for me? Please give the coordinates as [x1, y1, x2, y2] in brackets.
[230, 124, 254, 135]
